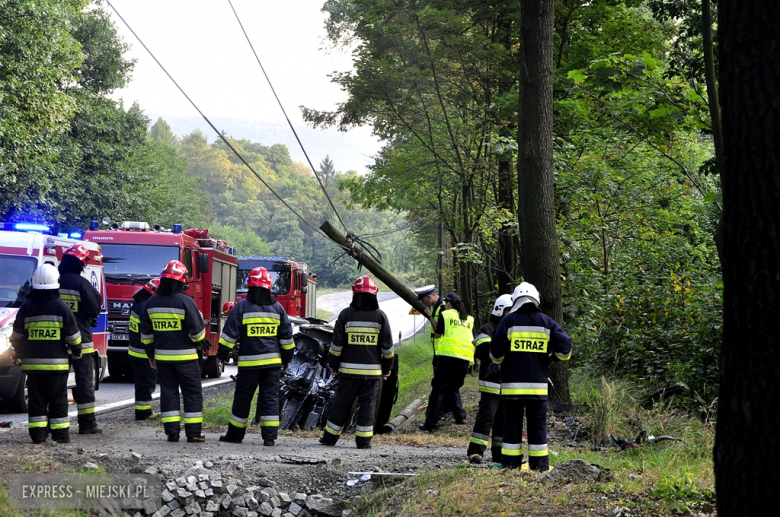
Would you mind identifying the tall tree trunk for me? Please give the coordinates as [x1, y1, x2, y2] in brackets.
[518, 0, 570, 405]
[715, 1, 780, 513]
[497, 10, 518, 296]
[702, 0, 726, 263]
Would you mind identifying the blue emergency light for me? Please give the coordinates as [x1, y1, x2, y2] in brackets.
[69, 232, 83, 239]
[89, 221, 99, 230]
[173, 224, 182, 234]
[13, 222, 50, 233]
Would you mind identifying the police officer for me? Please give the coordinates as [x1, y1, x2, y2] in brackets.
[140, 260, 207, 443]
[489, 282, 572, 470]
[419, 292, 474, 432]
[216, 267, 293, 446]
[129, 278, 160, 420]
[11, 264, 82, 444]
[58, 244, 103, 434]
[467, 294, 513, 464]
[319, 276, 393, 449]
[413, 284, 445, 357]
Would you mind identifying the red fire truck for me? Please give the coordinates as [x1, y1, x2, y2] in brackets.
[236, 256, 317, 318]
[83, 221, 238, 379]
[0, 223, 108, 412]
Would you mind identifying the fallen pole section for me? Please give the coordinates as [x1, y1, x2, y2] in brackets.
[320, 221, 428, 314]
[379, 397, 426, 434]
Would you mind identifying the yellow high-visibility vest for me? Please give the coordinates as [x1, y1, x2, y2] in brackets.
[435, 309, 475, 364]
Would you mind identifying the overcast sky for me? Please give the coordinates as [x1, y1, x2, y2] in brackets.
[107, 0, 380, 171]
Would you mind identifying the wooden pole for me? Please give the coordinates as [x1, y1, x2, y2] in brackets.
[320, 220, 428, 314]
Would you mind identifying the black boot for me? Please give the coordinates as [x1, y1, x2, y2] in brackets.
[219, 434, 242, 444]
[187, 434, 206, 443]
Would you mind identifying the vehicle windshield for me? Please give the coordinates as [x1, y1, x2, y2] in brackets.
[237, 263, 291, 296]
[100, 244, 180, 283]
[0, 256, 36, 308]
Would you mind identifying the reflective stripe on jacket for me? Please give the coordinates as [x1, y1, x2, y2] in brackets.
[10, 295, 82, 372]
[140, 292, 205, 362]
[329, 306, 394, 378]
[217, 299, 294, 369]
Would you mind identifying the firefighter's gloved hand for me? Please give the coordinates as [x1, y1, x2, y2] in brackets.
[486, 362, 500, 377]
[89, 318, 97, 327]
[216, 349, 230, 362]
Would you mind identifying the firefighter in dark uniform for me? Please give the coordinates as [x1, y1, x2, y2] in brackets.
[319, 276, 394, 449]
[467, 294, 513, 464]
[419, 292, 474, 431]
[140, 260, 207, 443]
[128, 277, 160, 420]
[216, 267, 293, 446]
[58, 244, 103, 434]
[489, 282, 572, 470]
[10, 264, 83, 444]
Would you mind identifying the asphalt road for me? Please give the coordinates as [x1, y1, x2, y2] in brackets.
[0, 291, 425, 424]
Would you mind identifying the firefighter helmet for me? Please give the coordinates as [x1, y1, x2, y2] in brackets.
[222, 301, 235, 316]
[64, 244, 90, 266]
[353, 275, 378, 295]
[492, 294, 513, 317]
[511, 282, 540, 311]
[143, 277, 160, 295]
[160, 260, 188, 283]
[32, 264, 60, 290]
[247, 267, 273, 289]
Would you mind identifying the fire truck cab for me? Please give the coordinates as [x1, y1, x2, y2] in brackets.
[83, 222, 238, 379]
[236, 256, 317, 318]
[0, 224, 108, 413]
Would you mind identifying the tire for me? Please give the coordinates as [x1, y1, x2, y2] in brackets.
[9, 372, 28, 413]
[205, 356, 223, 379]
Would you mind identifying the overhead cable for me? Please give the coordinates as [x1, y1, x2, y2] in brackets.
[105, 0, 329, 240]
[227, 0, 350, 235]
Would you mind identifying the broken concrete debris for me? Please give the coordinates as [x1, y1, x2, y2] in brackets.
[145, 471, 348, 517]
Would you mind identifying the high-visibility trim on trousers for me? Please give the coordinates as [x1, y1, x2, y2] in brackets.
[325, 421, 343, 435]
[229, 414, 249, 428]
[183, 412, 203, 424]
[355, 424, 373, 438]
[502, 442, 522, 456]
[258, 415, 279, 427]
[77, 402, 95, 415]
[28, 416, 48, 428]
[50, 417, 70, 430]
[528, 443, 548, 457]
[160, 411, 181, 423]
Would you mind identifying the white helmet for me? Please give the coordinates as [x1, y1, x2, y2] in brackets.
[492, 294, 514, 317]
[32, 263, 60, 290]
[511, 282, 540, 312]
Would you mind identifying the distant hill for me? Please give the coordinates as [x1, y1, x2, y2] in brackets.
[145, 114, 381, 174]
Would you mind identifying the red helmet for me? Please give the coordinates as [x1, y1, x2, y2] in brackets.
[247, 267, 273, 289]
[160, 260, 188, 283]
[64, 244, 90, 266]
[353, 275, 378, 295]
[222, 301, 235, 315]
[143, 277, 160, 295]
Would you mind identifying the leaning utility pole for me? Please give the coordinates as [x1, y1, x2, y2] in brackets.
[320, 221, 428, 315]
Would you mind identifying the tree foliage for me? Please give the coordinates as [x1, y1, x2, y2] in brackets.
[307, 0, 724, 405]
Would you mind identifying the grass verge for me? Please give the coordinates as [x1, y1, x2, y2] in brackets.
[0, 453, 98, 517]
[349, 370, 716, 516]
